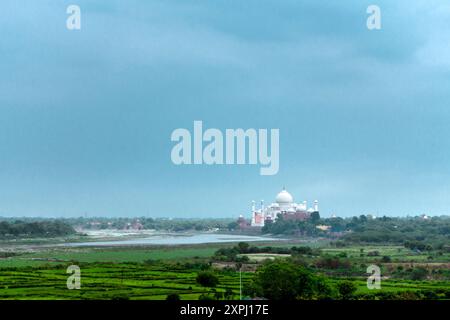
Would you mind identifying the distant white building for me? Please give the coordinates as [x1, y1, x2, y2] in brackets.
[251, 188, 319, 227]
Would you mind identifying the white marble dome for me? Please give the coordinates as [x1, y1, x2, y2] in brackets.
[276, 189, 294, 204]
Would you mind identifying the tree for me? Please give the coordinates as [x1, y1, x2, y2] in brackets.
[227, 221, 239, 230]
[213, 290, 223, 300]
[166, 293, 180, 301]
[410, 268, 428, 281]
[224, 288, 234, 300]
[196, 271, 219, 287]
[237, 242, 250, 253]
[248, 260, 334, 300]
[310, 212, 321, 224]
[337, 281, 357, 300]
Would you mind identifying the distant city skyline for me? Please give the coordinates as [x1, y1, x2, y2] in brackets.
[1, 1, 450, 218]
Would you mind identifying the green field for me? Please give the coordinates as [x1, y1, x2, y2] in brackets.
[1, 241, 449, 300]
[0, 247, 219, 268]
[0, 263, 250, 300]
[0, 239, 321, 268]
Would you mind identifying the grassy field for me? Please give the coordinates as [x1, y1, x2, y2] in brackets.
[321, 245, 450, 262]
[1, 240, 449, 300]
[0, 239, 322, 268]
[0, 263, 251, 300]
[0, 247, 219, 268]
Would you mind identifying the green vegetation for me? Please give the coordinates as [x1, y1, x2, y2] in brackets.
[0, 240, 449, 300]
[263, 215, 450, 250]
[166, 293, 180, 301]
[337, 281, 357, 299]
[196, 271, 219, 287]
[62, 217, 232, 232]
[0, 262, 248, 300]
[1, 215, 450, 300]
[213, 242, 319, 262]
[245, 260, 334, 300]
[0, 220, 75, 239]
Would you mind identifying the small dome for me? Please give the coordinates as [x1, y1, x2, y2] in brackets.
[276, 188, 294, 204]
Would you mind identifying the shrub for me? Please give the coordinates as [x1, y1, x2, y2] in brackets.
[166, 293, 180, 301]
[410, 268, 428, 280]
[196, 271, 219, 287]
[337, 281, 357, 300]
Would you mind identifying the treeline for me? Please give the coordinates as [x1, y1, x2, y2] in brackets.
[0, 217, 234, 232]
[0, 220, 76, 239]
[262, 214, 450, 249]
[261, 212, 322, 236]
[340, 216, 450, 249]
[66, 217, 233, 232]
[245, 259, 450, 300]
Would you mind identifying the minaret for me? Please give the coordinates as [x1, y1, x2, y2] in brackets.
[260, 200, 266, 226]
[314, 200, 319, 212]
[251, 201, 256, 225]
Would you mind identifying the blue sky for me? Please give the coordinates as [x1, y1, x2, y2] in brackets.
[1, 0, 450, 218]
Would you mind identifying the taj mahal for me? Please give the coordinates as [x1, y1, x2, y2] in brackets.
[250, 188, 319, 227]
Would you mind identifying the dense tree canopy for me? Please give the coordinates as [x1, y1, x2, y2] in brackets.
[262, 215, 450, 249]
[0, 220, 76, 239]
[246, 260, 335, 300]
[196, 271, 219, 287]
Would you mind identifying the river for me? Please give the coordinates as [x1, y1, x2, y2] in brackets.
[58, 233, 283, 247]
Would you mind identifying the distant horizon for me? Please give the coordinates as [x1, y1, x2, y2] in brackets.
[1, 213, 449, 220]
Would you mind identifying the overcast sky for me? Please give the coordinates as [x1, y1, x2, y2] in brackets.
[1, 0, 450, 218]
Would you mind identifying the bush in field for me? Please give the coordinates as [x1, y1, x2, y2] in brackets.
[410, 267, 428, 280]
[291, 246, 314, 255]
[196, 271, 219, 287]
[367, 251, 380, 257]
[224, 288, 234, 300]
[0, 252, 17, 258]
[421, 290, 439, 300]
[381, 256, 391, 263]
[181, 262, 210, 270]
[237, 242, 250, 253]
[235, 255, 250, 263]
[334, 241, 347, 248]
[337, 281, 357, 300]
[359, 291, 421, 300]
[315, 256, 351, 269]
[404, 241, 433, 251]
[166, 293, 180, 301]
[111, 294, 129, 300]
[213, 290, 223, 300]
